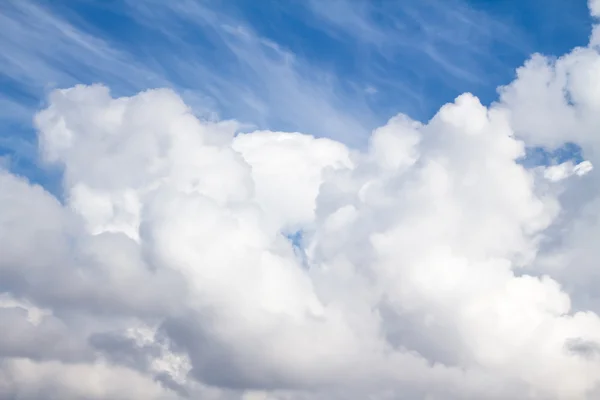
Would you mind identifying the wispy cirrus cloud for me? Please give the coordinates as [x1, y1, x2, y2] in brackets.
[0, 0, 379, 153]
[0, 0, 591, 170]
[300, 0, 533, 113]
[0, 1, 163, 96]
[115, 0, 379, 144]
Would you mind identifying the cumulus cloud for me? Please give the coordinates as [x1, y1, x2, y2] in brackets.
[4, 5, 600, 400]
[591, 0, 600, 18]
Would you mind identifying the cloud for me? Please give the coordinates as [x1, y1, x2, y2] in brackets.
[4, 4, 600, 400]
[0, 1, 165, 99]
[118, 0, 378, 144]
[0, 358, 179, 400]
[302, 0, 527, 89]
[0, 0, 548, 167]
[591, 0, 600, 18]
[0, 0, 379, 156]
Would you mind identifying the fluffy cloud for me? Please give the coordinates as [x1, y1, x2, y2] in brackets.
[591, 0, 600, 18]
[3, 5, 600, 400]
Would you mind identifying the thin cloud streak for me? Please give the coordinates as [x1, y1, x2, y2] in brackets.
[119, 0, 378, 145]
[302, 0, 532, 96]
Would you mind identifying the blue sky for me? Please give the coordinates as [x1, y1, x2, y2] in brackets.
[0, 0, 594, 186]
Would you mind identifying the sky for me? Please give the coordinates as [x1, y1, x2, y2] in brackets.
[3, 1, 600, 399]
[0, 0, 594, 180]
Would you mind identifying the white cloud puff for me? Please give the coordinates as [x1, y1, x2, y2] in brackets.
[590, 0, 600, 18]
[3, 9, 600, 400]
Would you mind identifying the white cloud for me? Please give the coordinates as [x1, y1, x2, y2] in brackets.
[591, 0, 600, 18]
[232, 130, 352, 232]
[0, 358, 179, 400]
[3, 6, 600, 400]
[543, 161, 593, 182]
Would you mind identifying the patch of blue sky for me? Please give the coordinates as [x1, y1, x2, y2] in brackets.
[521, 143, 586, 168]
[0, 0, 594, 187]
[286, 230, 308, 268]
